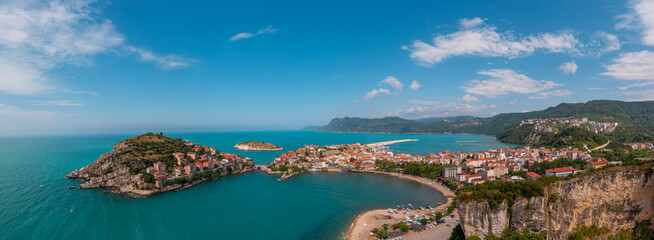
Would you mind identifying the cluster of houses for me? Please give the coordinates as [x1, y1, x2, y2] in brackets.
[145, 140, 254, 188]
[627, 142, 654, 150]
[521, 117, 618, 134]
[269, 141, 624, 185]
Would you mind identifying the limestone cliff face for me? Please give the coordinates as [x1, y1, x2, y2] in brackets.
[510, 196, 547, 233]
[544, 165, 654, 239]
[459, 165, 654, 239]
[459, 200, 508, 237]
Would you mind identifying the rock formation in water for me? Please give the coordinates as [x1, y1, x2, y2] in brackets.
[234, 141, 283, 151]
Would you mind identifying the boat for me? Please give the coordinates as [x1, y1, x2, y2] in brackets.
[68, 186, 76, 189]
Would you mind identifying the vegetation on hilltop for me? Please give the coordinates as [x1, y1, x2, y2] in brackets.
[496, 124, 541, 144]
[590, 148, 654, 164]
[319, 116, 428, 133]
[534, 127, 609, 149]
[115, 133, 195, 175]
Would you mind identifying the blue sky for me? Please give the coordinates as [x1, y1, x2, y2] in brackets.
[1, 0, 654, 135]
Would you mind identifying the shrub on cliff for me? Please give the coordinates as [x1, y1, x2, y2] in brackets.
[458, 176, 560, 210]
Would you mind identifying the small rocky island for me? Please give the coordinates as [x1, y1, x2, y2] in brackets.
[233, 141, 283, 151]
[66, 133, 255, 197]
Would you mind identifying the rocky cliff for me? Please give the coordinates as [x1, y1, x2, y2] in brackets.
[67, 133, 254, 197]
[66, 140, 156, 196]
[458, 164, 654, 239]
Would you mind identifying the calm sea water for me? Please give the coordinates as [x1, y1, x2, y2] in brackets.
[0, 131, 516, 239]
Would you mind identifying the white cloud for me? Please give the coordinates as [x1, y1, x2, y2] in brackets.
[462, 69, 561, 97]
[459, 94, 479, 103]
[363, 88, 390, 101]
[601, 50, 654, 81]
[596, 32, 621, 53]
[623, 88, 654, 101]
[617, 0, 654, 46]
[230, 25, 279, 41]
[602, 50, 654, 97]
[459, 17, 484, 28]
[618, 81, 654, 90]
[404, 18, 578, 66]
[379, 76, 403, 90]
[589, 87, 605, 90]
[29, 100, 82, 106]
[126, 46, 193, 70]
[0, 0, 191, 95]
[409, 80, 422, 90]
[388, 101, 496, 119]
[0, 103, 54, 118]
[528, 90, 572, 99]
[0, 61, 51, 94]
[558, 61, 578, 74]
[510, 99, 518, 105]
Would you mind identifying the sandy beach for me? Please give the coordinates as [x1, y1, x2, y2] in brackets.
[366, 139, 419, 147]
[345, 172, 457, 240]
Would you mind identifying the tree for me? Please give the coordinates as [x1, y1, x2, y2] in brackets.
[447, 205, 455, 214]
[382, 224, 389, 230]
[435, 212, 443, 220]
[395, 222, 410, 233]
[485, 234, 500, 240]
[420, 218, 429, 225]
[143, 173, 155, 183]
[375, 228, 389, 239]
[449, 224, 465, 240]
[465, 236, 481, 240]
[400, 224, 410, 233]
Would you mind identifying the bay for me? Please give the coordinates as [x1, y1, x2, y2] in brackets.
[0, 131, 516, 239]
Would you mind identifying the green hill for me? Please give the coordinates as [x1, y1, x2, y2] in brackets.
[319, 100, 654, 144]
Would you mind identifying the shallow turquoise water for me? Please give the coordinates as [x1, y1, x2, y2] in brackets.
[0, 131, 515, 239]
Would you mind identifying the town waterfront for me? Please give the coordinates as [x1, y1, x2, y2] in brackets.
[0, 131, 516, 239]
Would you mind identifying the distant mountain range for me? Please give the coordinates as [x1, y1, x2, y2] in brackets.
[317, 100, 654, 144]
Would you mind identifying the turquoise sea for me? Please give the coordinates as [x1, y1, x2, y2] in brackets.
[0, 131, 516, 239]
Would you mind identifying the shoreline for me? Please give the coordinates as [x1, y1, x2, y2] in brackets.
[344, 171, 456, 240]
[317, 130, 495, 137]
[70, 168, 256, 198]
[366, 139, 418, 147]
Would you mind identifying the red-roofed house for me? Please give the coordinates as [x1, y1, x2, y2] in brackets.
[466, 174, 482, 184]
[587, 159, 609, 169]
[526, 172, 541, 180]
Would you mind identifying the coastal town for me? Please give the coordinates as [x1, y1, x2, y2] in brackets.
[267, 139, 653, 239]
[268, 140, 635, 183]
[150, 139, 256, 188]
[520, 117, 619, 134]
[67, 132, 654, 239]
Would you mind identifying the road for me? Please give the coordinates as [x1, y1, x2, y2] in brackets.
[587, 140, 611, 153]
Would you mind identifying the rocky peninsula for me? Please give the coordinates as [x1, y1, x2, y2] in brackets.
[66, 133, 255, 197]
[234, 141, 283, 151]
